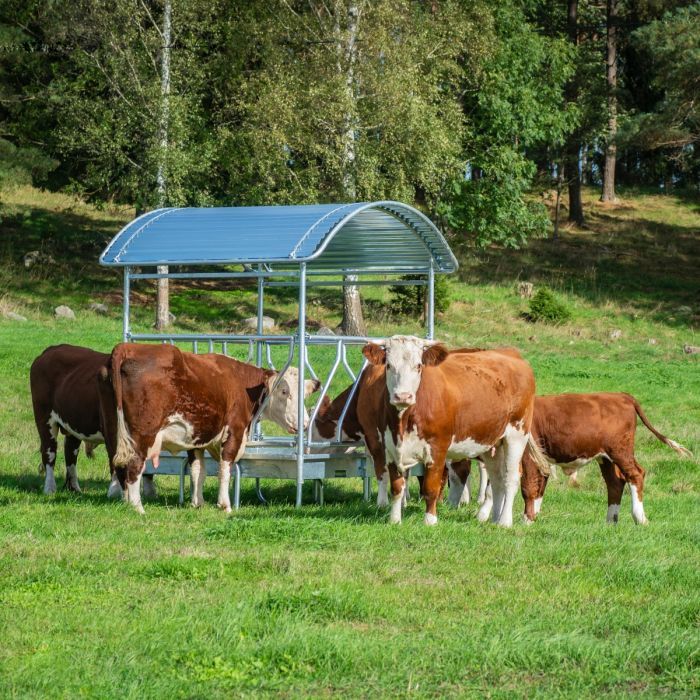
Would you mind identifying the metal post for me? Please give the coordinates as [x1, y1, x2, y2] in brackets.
[256, 265, 264, 367]
[296, 262, 307, 508]
[233, 463, 241, 510]
[123, 266, 131, 342]
[427, 262, 435, 340]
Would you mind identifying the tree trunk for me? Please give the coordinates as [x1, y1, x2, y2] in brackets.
[566, 0, 585, 224]
[338, 2, 366, 336]
[155, 0, 172, 331]
[601, 0, 618, 203]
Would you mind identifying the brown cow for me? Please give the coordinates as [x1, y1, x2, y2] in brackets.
[362, 336, 549, 527]
[99, 343, 320, 514]
[31, 345, 116, 495]
[313, 370, 476, 508]
[519, 393, 692, 525]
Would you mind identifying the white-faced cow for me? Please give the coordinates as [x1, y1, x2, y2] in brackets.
[519, 393, 692, 525]
[99, 343, 320, 514]
[314, 365, 477, 509]
[361, 336, 550, 527]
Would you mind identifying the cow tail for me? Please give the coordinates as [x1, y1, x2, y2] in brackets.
[527, 433, 552, 478]
[112, 346, 137, 467]
[629, 395, 692, 458]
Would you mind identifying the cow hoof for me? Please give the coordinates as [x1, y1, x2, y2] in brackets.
[376, 495, 389, 508]
[521, 514, 534, 526]
[217, 502, 232, 513]
[476, 508, 490, 523]
[43, 484, 56, 495]
[388, 515, 402, 525]
[107, 482, 123, 499]
[67, 482, 82, 493]
[133, 504, 146, 515]
[634, 516, 649, 526]
[424, 513, 438, 526]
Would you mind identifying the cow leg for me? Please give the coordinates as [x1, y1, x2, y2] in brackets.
[376, 467, 390, 507]
[142, 474, 157, 499]
[125, 458, 146, 514]
[40, 418, 59, 494]
[190, 449, 206, 508]
[497, 426, 529, 527]
[387, 463, 406, 524]
[107, 471, 124, 499]
[477, 453, 498, 522]
[63, 434, 82, 492]
[422, 455, 448, 526]
[403, 468, 411, 505]
[447, 460, 471, 508]
[599, 457, 624, 524]
[217, 460, 233, 513]
[606, 452, 648, 525]
[477, 460, 489, 505]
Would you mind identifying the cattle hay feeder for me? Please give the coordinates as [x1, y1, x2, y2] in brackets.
[100, 202, 457, 508]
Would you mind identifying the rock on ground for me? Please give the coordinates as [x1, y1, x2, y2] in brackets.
[244, 316, 275, 330]
[55, 305, 76, 320]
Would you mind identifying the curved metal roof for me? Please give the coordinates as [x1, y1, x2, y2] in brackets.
[99, 201, 457, 273]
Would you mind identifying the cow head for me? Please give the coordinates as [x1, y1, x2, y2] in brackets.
[264, 367, 321, 433]
[363, 335, 448, 408]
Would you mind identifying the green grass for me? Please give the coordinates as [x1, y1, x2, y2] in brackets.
[1, 185, 699, 698]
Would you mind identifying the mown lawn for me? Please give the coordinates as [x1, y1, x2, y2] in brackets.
[0, 186, 699, 698]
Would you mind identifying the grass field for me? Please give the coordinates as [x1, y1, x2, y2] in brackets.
[1, 186, 699, 698]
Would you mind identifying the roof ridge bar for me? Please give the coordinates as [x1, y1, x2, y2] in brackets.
[114, 207, 180, 263]
[288, 203, 358, 259]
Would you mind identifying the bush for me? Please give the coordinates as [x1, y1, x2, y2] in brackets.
[528, 287, 571, 324]
[389, 274, 451, 318]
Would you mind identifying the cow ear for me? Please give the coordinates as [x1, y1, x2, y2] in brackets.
[263, 369, 277, 390]
[363, 343, 386, 365]
[304, 378, 321, 397]
[422, 343, 448, 366]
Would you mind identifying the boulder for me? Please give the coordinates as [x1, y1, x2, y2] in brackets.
[89, 302, 109, 315]
[683, 344, 700, 355]
[317, 326, 335, 336]
[55, 305, 76, 320]
[4, 311, 27, 322]
[244, 315, 275, 331]
[609, 329, 622, 340]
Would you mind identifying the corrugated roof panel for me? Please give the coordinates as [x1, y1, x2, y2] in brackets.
[99, 201, 457, 273]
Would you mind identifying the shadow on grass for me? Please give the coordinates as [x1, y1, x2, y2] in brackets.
[457, 204, 700, 327]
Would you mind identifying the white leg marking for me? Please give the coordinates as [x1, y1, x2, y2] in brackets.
[389, 482, 405, 524]
[606, 503, 620, 524]
[190, 450, 205, 508]
[217, 460, 232, 513]
[107, 474, 123, 499]
[497, 427, 529, 528]
[142, 476, 157, 499]
[477, 462, 488, 505]
[476, 482, 493, 522]
[127, 474, 145, 515]
[534, 497, 543, 515]
[43, 465, 57, 494]
[424, 512, 438, 526]
[629, 485, 648, 525]
[66, 463, 81, 492]
[460, 471, 472, 506]
[376, 472, 389, 507]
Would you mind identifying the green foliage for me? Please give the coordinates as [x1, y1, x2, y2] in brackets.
[528, 286, 572, 324]
[438, 1, 575, 246]
[388, 274, 450, 318]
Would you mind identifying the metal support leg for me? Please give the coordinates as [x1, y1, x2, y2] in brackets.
[233, 463, 241, 510]
[179, 457, 187, 506]
[313, 480, 324, 506]
[363, 473, 371, 502]
[255, 478, 268, 506]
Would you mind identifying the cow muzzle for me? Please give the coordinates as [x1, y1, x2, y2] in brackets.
[391, 392, 415, 407]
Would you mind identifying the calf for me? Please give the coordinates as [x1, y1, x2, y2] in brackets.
[99, 343, 320, 514]
[30, 344, 127, 496]
[520, 393, 692, 525]
[362, 336, 550, 527]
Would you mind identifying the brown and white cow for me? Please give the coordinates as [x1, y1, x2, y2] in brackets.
[314, 368, 477, 509]
[99, 343, 320, 514]
[31, 345, 117, 496]
[518, 393, 692, 525]
[361, 336, 550, 527]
